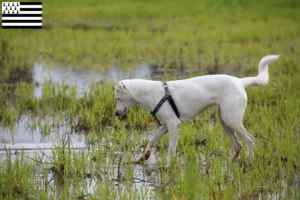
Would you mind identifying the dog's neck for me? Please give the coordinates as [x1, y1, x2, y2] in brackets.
[123, 79, 164, 112]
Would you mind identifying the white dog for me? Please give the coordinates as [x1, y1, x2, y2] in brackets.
[114, 55, 279, 164]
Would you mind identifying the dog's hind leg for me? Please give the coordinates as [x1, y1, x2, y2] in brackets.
[237, 125, 255, 159]
[218, 107, 242, 161]
[219, 94, 255, 159]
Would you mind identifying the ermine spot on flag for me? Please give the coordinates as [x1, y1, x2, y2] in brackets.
[2, 2, 42, 29]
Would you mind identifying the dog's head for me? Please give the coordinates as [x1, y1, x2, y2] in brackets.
[114, 81, 136, 116]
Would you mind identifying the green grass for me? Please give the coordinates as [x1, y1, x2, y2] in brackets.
[1, 0, 300, 68]
[0, 0, 300, 199]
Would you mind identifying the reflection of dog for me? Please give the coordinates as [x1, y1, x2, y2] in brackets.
[114, 55, 279, 164]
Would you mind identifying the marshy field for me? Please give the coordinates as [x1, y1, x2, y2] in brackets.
[0, 0, 300, 199]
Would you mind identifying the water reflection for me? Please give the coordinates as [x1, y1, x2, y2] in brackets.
[33, 63, 153, 98]
[0, 115, 85, 148]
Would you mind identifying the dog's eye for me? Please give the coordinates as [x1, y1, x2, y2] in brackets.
[117, 98, 121, 101]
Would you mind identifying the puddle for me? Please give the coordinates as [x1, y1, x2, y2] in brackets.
[1, 146, 159, 199]
[0, 121, 159, 199]
[0, 61, 161, 198]
[0, 115, 86, 149]
[1, 62, 156, 165]
[1, 62, 155, 142]
[0, 114, 159, 198]
[33, 62, 153, 98]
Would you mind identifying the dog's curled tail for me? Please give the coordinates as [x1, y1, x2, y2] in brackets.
[242, 55, 280, 88]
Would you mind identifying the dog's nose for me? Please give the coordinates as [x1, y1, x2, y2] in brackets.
[115, 111, 120, 116]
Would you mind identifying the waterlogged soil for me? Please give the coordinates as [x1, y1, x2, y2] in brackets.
[0, 62, 297, 199]
[0, 132, 159, 198]
[1, 62, 155, 141]
[0, 62, 169, 198]
[0, 128, 159, 198]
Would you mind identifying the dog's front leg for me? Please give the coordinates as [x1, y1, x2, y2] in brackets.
[133, 125, 168, 164]
[166, 123, 180, 165]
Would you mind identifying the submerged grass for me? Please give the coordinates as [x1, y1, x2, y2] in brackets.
[0, 0, 300, 199]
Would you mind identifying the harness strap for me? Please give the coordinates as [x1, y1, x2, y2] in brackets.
[150, 82, 180, 126]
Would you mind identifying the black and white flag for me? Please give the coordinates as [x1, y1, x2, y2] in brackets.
[2, 2, 42, 29]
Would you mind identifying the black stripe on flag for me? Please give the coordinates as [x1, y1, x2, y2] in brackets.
[20, 8, 42, 11]
[2, 14, 42, 17]
[20, 2, 42, 5]
[2, 26, 42, 29]
[2, 20, 42, 23]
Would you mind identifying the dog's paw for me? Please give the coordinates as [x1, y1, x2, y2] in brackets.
[132, 151, 151, 164]
[144, 150, 151, 160]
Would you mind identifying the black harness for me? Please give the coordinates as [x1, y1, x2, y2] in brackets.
[150, 82, 180, 126]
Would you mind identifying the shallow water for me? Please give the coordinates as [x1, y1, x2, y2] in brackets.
[0, 141, 159, 198]
[0, 63, 160, 198]
[1, 62, 154, 142]
[1, 63, 296, 199]
[33, 62, 153, 98]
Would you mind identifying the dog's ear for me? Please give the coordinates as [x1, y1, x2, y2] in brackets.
[116, 81, 127, 92]
[120, 82, 127, 91]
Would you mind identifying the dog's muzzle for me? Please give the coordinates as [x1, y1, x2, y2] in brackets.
[115, 107, 127, 116]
